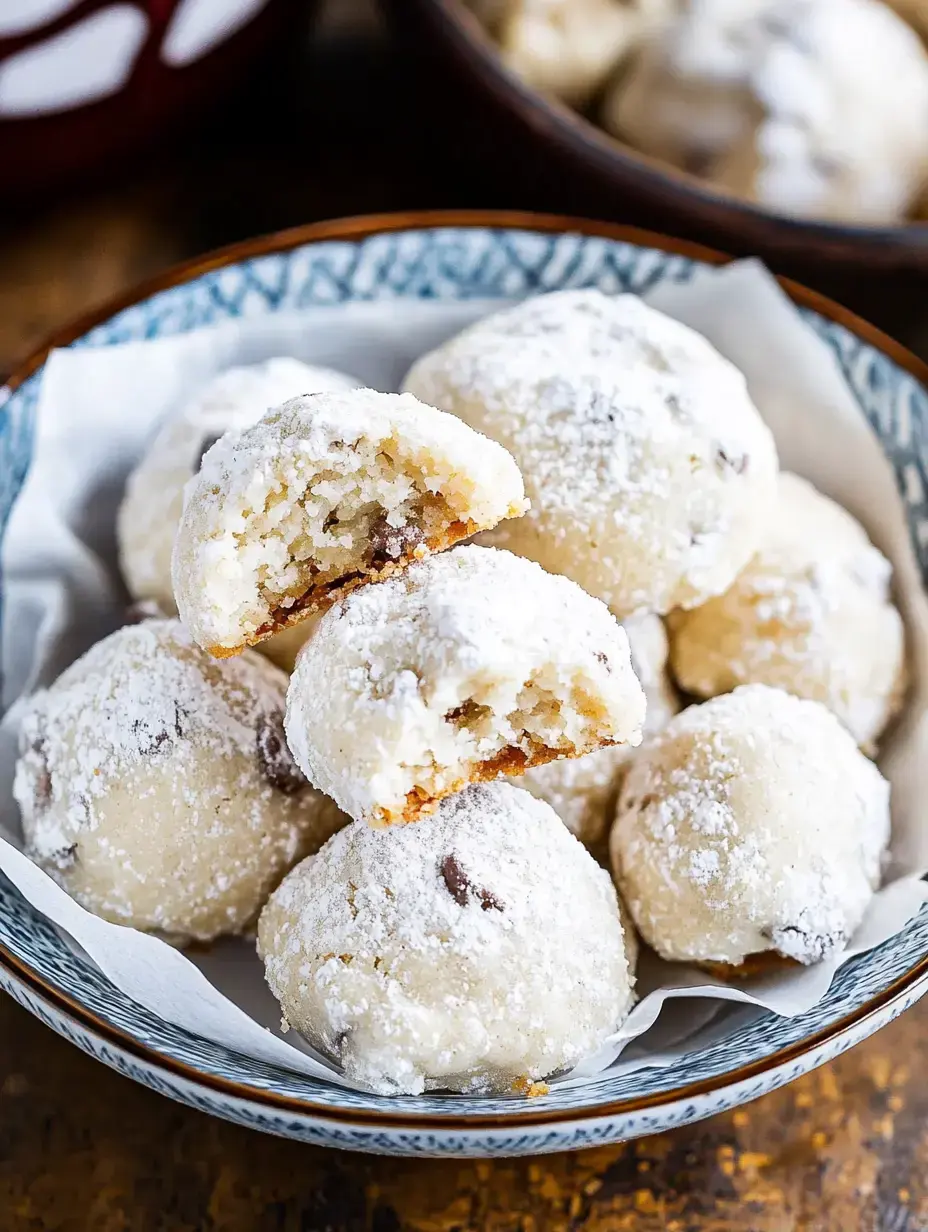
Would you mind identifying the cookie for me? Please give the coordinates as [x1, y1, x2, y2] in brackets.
[497, 0, 659, 106]
[668, 473, 906, 752]
[604, 0, 928, 224]
[13, 619, 346, 943]
[172, 388, 528, 658]
[258, 782, 636, 1095]
[403, 290, 778, 617]
[285, 545, 647, 827]
[610, 685, 890, 969]
[513, 613, 680, 844]
[117, 359, 357, 618]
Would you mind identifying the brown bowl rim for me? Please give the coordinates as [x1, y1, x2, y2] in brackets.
[2, 207, 927, 1133]
[407, 0, 928, 257]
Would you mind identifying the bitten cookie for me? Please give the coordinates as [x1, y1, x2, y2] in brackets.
[403, 290, 777, 617]
[604, 0, 928, 225]
[117, 359, 357, 617]
[514, 613, 680, 845]
[285, 545, 647, 827]
[610, 685, 890, 972]
[668, 473, 906, 752]
[13, 619, 346, 943]
[258, 782, 636, 1095]
[172, 389, 527, 657]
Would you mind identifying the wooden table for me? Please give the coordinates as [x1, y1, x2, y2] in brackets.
[2, 7, 928, 1228]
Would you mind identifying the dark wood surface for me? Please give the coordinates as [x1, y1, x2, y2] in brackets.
[3, 5, 928, 1227]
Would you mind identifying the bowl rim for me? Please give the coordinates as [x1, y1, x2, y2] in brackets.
[3, 207, 928, 1131]
[403, 0, 928, 255]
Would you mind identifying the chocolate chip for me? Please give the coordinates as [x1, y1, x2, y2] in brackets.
[715, 447, 749, 475]
[368, 512, 425, 568]
[256, 710, 307, 795]
[322, 510, 339, 532]
[196, 433, 222, 470]
[440, 854, 504, 912]
[594, 651, 611, 673]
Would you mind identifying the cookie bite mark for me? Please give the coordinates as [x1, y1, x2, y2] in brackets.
[285, 545, 647, 828]
[172, 389, 528, 659]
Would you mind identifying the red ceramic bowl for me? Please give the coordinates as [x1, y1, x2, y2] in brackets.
[0, 0, 303, 196]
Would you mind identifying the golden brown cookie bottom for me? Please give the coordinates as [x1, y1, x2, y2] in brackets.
[699, 951, 800, 981]
[371, 740, 620, 828]
[206, 518, 478, 659]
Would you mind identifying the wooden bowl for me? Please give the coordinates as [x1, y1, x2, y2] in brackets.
[384, 0, 928, 274]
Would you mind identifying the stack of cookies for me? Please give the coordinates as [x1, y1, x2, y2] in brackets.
[13, 290, 904, 1096]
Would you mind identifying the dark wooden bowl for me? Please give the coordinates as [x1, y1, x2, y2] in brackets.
[384, 0, 928, 275]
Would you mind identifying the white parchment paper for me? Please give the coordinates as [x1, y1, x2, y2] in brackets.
[2, 259, 927, 1093]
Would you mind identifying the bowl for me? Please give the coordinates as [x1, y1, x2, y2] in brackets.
[3, 210, 928, 1157]
[0, 0, 304, 197]
[384, 0, 928, 275]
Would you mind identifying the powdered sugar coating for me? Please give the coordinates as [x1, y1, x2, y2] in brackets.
[285, 545, 647, 827]
[403, 290, 778, 617]
[172, 389, 528, 656]
[604, 0, 928, 225]
[514, 613, 680, 844]
[257, 782, 635, 1095]
[610, 684, 890, 968]
[117, 359, 358, 616]
[495, 0, 668, 106]
[669, 473, 906, 752]
[13, 619, 346, 943]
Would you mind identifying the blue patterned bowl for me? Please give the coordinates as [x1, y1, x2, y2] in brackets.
[3, 212, 928, 1157]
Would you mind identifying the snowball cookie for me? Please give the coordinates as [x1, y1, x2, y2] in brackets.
[514, 613, 680, 844]
[611, 685, 891, 972]
[604, 0, 928, 225]
[497, 0, 667, 107]
[668, 473, 906, 753]
[117, 358, 358, 617]
[172, 389, 527, 658]
[286, 545, 647, 827]
[403, 290, 777, 618]
[13, 619, 346, 943]
[258, 782, 635, 1095]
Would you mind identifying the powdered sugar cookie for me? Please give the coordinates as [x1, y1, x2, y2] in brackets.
[610, 685, 890, 971]
[403, 290, 777, 617]
[13, 619, 346, 943]
[172, 389, 527, 658]
[258, 782, 636, 1095]
[604, 0, 928, 224]
[514, 613, 680, 844]
[118, 359, 358, 617]
[668, 473, 906, 752]
[496, 0, 666, 106]
[285, 545, 647, 827]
